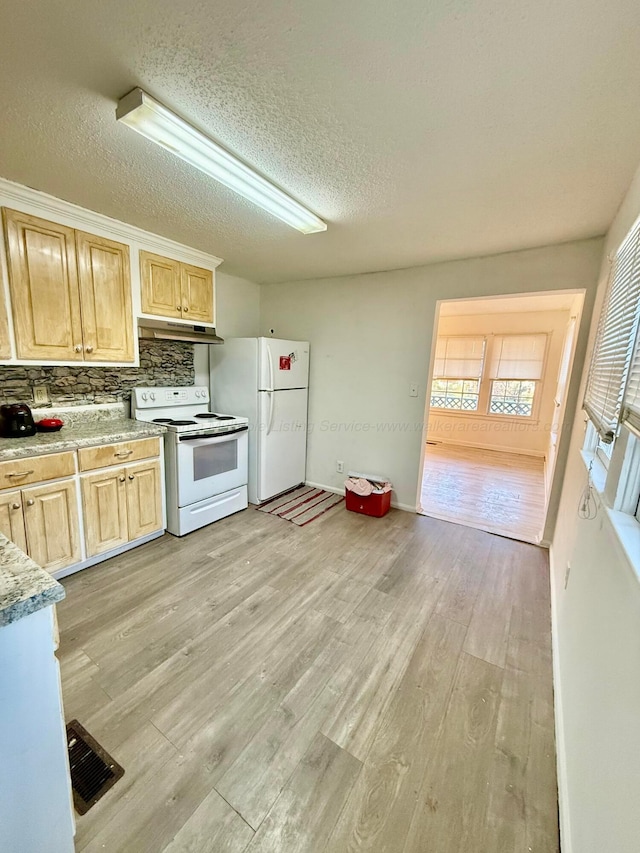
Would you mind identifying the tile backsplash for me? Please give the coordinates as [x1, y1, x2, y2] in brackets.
[0, 341, 195, 407]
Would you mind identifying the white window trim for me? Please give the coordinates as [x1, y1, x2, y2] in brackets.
[581, 418, 640, 579]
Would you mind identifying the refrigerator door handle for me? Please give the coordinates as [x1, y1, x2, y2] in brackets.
[266, 391, 275, 435]
[266, 343, 275, 391]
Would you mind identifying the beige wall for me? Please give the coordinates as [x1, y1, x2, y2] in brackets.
[260, 237, 602, 535]
[428, 309, 572, 455]
[195, 271, 261, 385]
[550, 166, 640, 853]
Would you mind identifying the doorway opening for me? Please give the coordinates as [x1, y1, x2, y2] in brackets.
[418, 291, 584, 544]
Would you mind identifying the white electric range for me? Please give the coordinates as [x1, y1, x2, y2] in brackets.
[133, 386, 249, 536]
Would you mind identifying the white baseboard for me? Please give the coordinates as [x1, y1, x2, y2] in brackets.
[305, 481, 417, 514]
[548, 544, 572, 853]
[429, 437, 546, 459]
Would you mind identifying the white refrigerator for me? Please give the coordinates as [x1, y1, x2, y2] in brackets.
[210, 337, 309, 504]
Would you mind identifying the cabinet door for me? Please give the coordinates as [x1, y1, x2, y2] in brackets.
[0, 286, 10, 359]
[2, 208, 83, 360]
[125, 460, 163, 540]
[140, 251, 182, 319]
[76, 231, 134, 362]
[81, 468, 128, 557]
[22, 479, 81, 572]
[0, 490, 27, 552]
[181, 263, 213, 323]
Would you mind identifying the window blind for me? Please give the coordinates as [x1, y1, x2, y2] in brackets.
[433, 336, 485, 379]
[621, 294, 640, 436]
[584, 223, 640, 442]
[489, 334, 547, 380]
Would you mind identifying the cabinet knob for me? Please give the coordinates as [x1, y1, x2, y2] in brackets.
[74, 344, 83, 353]
[26, 499, 35, 507]
[183, 306, 189, 312]
[177, 305, 182, 311]
[11, 502, 20, 510]
[85, 345, 94, 353]
[119, 476, 126, 483]
[128, 474, 135, 480]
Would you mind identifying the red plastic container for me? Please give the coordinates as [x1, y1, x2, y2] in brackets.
[345, 488, 392, 518]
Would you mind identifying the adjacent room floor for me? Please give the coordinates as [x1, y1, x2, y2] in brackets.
[57, 504, 558, 853]
[420, 442, 547, 543]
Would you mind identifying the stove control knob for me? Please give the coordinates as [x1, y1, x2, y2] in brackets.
[141, 393, 148, 401]
[149, 393, 156, 401]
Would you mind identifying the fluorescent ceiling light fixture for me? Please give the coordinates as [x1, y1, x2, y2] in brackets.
[116, 88, 327, 234]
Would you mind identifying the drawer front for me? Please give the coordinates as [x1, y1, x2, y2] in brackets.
[78, 437, 160, 472]
[0, 451, 76, 490]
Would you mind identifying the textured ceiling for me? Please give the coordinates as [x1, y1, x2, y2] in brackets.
[1, 0, 640, 284]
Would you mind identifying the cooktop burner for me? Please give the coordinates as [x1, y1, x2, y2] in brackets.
[152, 418, 173, 423]
[194, 413, 234, 421]
[168, 419, 198, 426]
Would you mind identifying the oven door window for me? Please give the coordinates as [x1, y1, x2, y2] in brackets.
[193, 440, 238, 480]
[176, 430, 249, 507]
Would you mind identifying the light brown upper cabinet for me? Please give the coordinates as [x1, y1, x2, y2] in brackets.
[140, 250, 214, 324]
[3, 209, 84, 360]
[75, 231, 134, 362]
[2, 208, 134, 362]
[0, 280, 10, 359]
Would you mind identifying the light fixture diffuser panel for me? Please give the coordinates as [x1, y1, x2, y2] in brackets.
[116, 88, 327, 234]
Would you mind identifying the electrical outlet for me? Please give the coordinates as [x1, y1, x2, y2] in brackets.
[564, 563, 571, 589]
[33, 385, 49, 405]
[409, 383, 418, 397]
[336, 460, 344, 474]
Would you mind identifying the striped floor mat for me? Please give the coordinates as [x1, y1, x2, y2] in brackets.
[257, 486, 344, 526]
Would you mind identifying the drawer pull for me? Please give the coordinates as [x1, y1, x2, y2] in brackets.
[183, 306, 189, 312]
[85, 345, 94, 353]
[128, 474, 135, 480]
[11, 502, 20, 510]
[6, 470, 34, 478]
[114, 450, 133, 458]
[26, 499, 35, 507]
[177, 304, 182, 311]
[119, 476, 126, 483]
[74, 344, 83, 353]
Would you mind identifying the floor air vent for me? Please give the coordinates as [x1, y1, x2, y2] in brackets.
[66, 720, 124, 814]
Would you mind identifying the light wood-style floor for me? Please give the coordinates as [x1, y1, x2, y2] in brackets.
[420, 443, 547, 544]
[57, 504, 558, 853]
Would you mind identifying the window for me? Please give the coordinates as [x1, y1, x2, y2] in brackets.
[582, 212, 640, 532]
[430, 336, 485, 411]
[489, 379, 536, 416]
[488, 334, 547, 417]
[431, 332, 547, 418]
[583, 226, 640, 443]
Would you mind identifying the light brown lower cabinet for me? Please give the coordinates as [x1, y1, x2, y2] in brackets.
[22, 479, 81, 572]
[125, 460, 163, 541]
[0, 489, 28, 552]
[81, 468, 129, 556]
[81, 459, 162, 557]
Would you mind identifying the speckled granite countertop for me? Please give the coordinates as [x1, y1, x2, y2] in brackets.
[0, 404, 166, 461]
[0, 533, 65, 626]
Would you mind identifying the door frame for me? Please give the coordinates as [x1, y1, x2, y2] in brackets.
[414, 288, 586, 544]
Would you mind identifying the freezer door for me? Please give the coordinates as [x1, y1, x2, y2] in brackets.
[257, 389, 308, 502]
[258, 338, 309, 390]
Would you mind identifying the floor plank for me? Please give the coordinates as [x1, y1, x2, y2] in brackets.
[55, 504, 558, 852]
[242, 732, 361, 853]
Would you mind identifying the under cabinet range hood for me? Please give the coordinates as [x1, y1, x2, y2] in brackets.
[138, 318, 224, 345]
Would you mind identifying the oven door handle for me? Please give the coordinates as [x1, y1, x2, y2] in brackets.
[178, 426, 248, 443]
